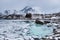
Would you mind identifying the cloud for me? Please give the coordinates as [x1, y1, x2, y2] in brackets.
[0, 0, 60, 14]
[0, 0, 28, 12]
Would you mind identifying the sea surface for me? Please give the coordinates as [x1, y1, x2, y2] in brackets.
[0, 20, 53, 40]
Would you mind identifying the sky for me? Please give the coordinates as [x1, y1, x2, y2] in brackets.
[0, 0, 60, 14]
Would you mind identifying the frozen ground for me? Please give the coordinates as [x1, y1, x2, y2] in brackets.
[0, 20, 53, 40]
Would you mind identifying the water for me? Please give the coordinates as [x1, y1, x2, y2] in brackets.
[0, 20, 53, 40]
[30, 23, 53, 38]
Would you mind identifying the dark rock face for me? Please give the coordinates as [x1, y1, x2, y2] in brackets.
[33, 38, 40, 40]
[44, 21, 50, 24]
[25, 13, 32, 19]
[51, 37, 56, 40]
[35, 18, 44, 25]
[41, 38, 47, 40]
[58, 38, 60, 40]
[3, 14, 23, 19]
[53, 29, 58, 34]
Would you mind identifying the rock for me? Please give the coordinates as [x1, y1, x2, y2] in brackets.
[41, 38, 46, 40]
[53, 29, 57, 34]
[44, 21, 50, 24]
[25, 13, 32, 19]
[35, 18, 44, 25]
[51, 37, 56, 40]
[24, 36, 32, 40]
[3, 31, 7, 33]
[47, 23, 52, 27]
[33, 38, 40, 40]
[58, 38, 60, 40]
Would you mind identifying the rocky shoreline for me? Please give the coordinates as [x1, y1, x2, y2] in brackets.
[0, 20, 60, 40]
[0, 13, 60, 40]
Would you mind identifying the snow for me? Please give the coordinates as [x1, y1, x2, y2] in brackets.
[0, 20, 32, 40]
[0, 20, 53, 40]
[21, 6, 44, 14]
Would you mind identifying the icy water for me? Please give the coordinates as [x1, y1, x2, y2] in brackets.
[0, 20, 53, 40]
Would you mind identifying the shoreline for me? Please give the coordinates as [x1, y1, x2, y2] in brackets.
[0, 18, 60, 40]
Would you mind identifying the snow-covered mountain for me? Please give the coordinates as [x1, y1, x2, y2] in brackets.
[21, 6, 35, 13]
[0, 6, 44, 15]
[20, 6, 44, 14]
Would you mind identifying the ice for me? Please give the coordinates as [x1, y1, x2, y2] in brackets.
[0, 20, 32, 40]
[0, 20, 53, 40]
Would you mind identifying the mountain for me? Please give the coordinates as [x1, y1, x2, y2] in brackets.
[20, 6, 44, 14]
[21, 6, 35, 13]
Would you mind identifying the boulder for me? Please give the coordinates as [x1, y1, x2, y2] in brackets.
[33, 38, 40, 40]
[25, 13, 32, 19]
[35, 18, 44, 25]
[44, 21, 50, 24]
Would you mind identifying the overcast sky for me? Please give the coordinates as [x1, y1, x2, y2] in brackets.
[0, 0, 60, 14]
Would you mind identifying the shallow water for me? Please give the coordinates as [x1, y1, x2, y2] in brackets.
[0, 20, 53, 40]
[30, 24, 53, 37]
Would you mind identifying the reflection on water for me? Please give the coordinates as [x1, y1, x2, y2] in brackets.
[0, 20, 53, 39]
